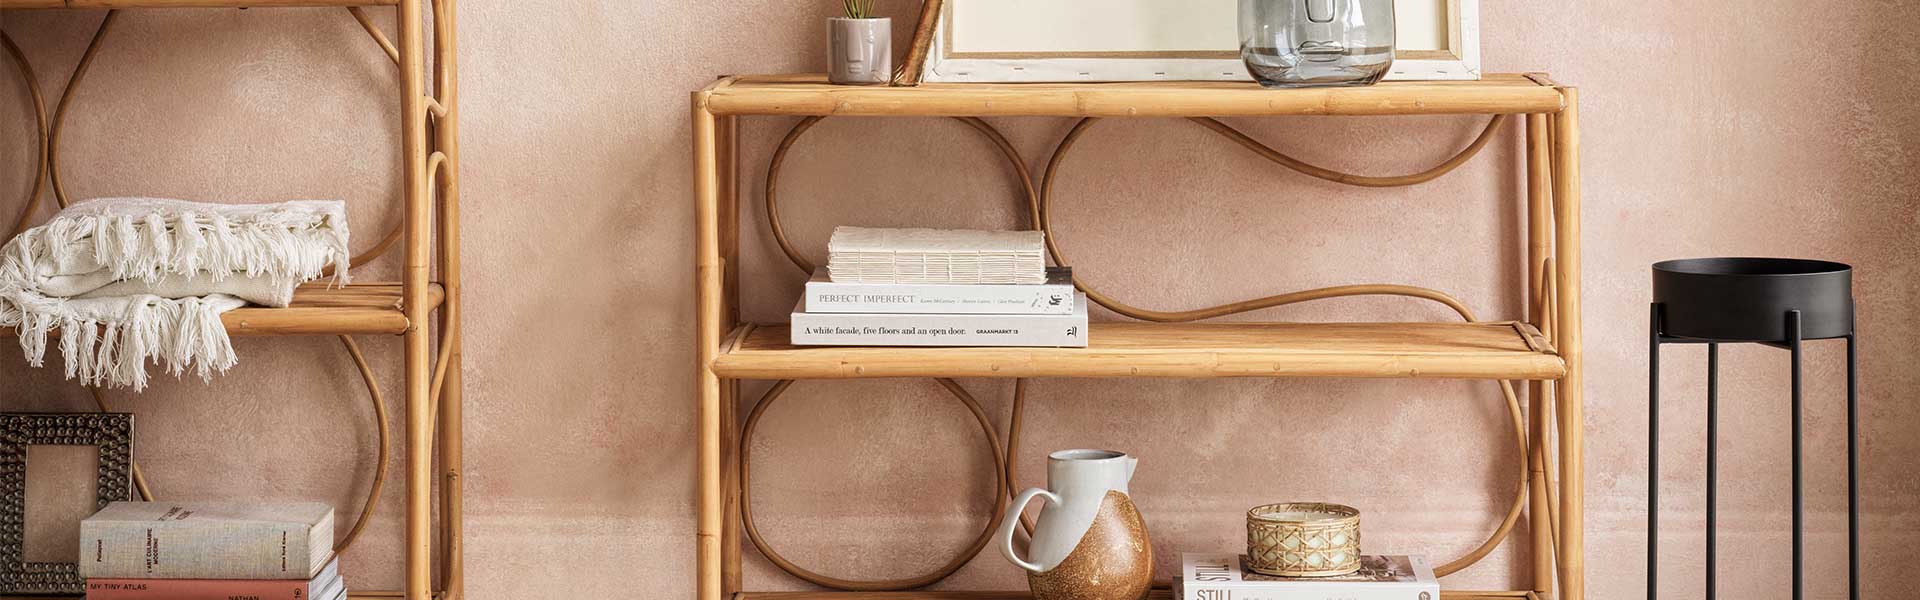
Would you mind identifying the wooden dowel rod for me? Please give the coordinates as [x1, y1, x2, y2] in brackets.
[397, 0, 433, 597]
[693, 90, 725, 600]
[1550, 87, 1585, 600]
[716, 111, 743, 595]
[1524, 112, 1555, 595]
[430, 0, 464, 595]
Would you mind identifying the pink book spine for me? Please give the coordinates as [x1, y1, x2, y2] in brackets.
[85, 578, 312, 600]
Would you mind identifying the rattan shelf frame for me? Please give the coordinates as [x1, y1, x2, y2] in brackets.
[694, 73, 1585, 600]
[1, 3, 462, 600]
[694, 73, 1586, 600]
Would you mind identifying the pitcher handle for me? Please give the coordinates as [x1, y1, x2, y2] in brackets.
[997, 487, 1061, 573]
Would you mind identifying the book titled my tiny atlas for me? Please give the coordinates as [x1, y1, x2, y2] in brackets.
[78, 501, 335, 580]
[85, 558, 342, 600]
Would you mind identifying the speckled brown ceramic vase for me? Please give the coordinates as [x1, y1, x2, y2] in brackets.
[1026, 490, 1153, 600]
[995, 450, 1153, 600]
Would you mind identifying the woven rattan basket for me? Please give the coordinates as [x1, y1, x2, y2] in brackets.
[1246, 502, 1362, 577]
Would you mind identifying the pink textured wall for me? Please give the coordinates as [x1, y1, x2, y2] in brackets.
[4, 2, 1917, 599]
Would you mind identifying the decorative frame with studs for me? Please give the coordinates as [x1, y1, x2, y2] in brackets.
[0, 412, 134, 596]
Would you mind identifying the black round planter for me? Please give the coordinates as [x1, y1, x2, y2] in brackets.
[1648, 257, 1859, 600]
[1653, 257, 1852, 341]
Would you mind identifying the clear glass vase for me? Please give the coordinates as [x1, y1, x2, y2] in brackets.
[1239, 0, 1396, 88]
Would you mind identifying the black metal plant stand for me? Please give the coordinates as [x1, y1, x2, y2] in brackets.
[1648, 257, 1859, 600]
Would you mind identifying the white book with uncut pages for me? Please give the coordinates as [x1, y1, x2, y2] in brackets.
[806, 267, 1075, 314]
[827, 226, 1047, 284]
[790, 293, 1088, 347]
[1176, 553, 1439, 600]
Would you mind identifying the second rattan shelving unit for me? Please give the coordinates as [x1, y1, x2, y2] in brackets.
[691, 74, 1586, 600]
[3, 2, 462, 599]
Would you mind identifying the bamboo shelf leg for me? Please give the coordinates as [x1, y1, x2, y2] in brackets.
[431, 0, 465, 595]
[398, 1, 435, 598]
[694, 91, 726, 600]
[1524, 112, 1555, 597]
[1551, 88, 1585, 600]
[718, 112, 745, 596]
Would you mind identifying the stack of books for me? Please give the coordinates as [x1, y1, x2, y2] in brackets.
[1177, 552, 1440, 600]
[79, 501, 345, 600]
[792, 227, 1088, 347]
[825, 227, 1048, 284]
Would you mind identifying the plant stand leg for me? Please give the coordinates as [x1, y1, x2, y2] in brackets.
[1788, 310, 1804, 600]
[1707, 342, 1718, 600]
[1648, 303, 1660, 600]
[1847, 306, 1860, 600]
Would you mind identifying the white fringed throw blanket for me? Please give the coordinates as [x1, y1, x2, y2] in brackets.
[0, 198, 350, 390]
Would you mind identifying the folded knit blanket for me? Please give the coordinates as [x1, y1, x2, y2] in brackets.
[0, 198, 350, 390]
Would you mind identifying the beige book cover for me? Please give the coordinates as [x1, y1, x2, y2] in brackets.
[78, 501, 334, 580]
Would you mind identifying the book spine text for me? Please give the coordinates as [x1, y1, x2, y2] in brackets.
[85, 579, 312, 600]
[805, 282, 1076, 314]
[791, 313, 1087, 347]
[78, 521, 318, 579]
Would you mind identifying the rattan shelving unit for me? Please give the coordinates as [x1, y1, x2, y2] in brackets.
[693, 74, 1585, 600]
[2, 2, 461, 599]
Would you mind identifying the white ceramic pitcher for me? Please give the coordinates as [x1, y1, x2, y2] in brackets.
[995, 449, 1152, 600]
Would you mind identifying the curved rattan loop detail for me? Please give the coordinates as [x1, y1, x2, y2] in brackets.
[82, 335, 391, 556]
[2, 31, 51, 238]
[1033, 116, 1505, 311]
[334, 335, 393, 556]
[1186, 115, 1508, 188]
[764, 116, 1039, 276]
[1032, 115, 1528, 577]
[85, 388, 153, 501]
[764, 116, 826, 274]
[740, 379, 1012, 591]
[47, 11, 118, 212]
[756, 113, 1044, 584]
[31, 9, 406, 272]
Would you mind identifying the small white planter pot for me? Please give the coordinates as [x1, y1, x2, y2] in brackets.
[828, 17, 891, 85]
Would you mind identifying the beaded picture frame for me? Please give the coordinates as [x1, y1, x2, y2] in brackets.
[0, 412, 134, 596]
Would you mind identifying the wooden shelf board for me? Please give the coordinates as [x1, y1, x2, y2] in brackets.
[713, 321, 1563, 381]
[6, 0, 398, 8]
[735, 590, 1540, 600]
[1, 282, 441, 338]
[702, 73, 1566, 118]
[225, 282, 442, 336]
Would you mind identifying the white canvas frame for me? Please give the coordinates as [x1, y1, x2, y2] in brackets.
[921, 0, 1480, 83]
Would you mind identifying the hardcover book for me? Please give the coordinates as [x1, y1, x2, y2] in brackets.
[805, 267, 1075, 314]
[78, 501, 335, 580]
[1176, 553, 1439, 600]
[85, 558, 341, 600]
[790, 293, 1089, 347]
